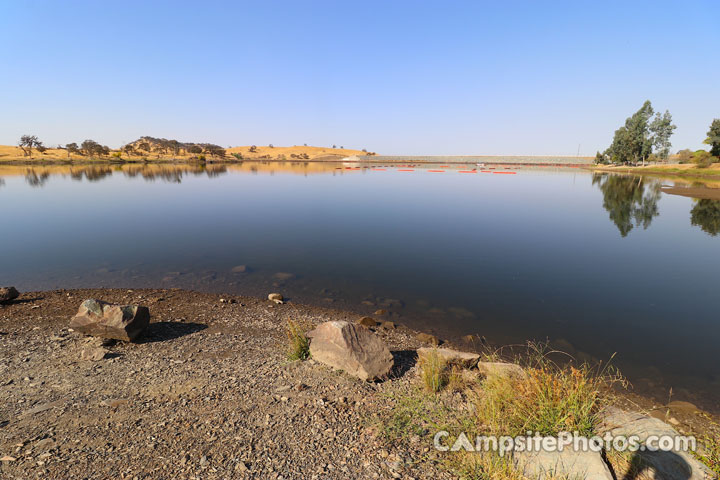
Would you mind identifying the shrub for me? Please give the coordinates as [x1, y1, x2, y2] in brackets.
[231, 152, 243, 161]
[111, 152, 122, 159]
[285, 319, 310, 361]
[677, 149, 694, 164]
[693, 150, 714, 168]
[418, 349, 448, 392]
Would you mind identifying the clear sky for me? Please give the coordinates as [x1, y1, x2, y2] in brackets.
[1, 0, 718, 155]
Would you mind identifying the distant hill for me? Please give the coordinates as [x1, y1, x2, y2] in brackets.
[0, 138, 374, 162]
[226, 145, 373, 160]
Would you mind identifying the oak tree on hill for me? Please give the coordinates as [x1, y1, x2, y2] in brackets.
[122, 144, 136, 156]
[18, 135, 42, 157]
[66, 143, 80, 158]
[81, 139, 109, 157]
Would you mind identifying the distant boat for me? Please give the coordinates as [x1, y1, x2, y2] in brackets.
[476, 162, 486, 167]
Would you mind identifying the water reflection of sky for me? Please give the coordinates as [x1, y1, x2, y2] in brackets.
[1, 163, 719, 411]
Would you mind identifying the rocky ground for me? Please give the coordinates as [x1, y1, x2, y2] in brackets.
[0, 289, 455, 480]
[1, 289, 718, 480]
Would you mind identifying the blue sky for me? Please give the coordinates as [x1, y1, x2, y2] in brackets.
[1, 0, 718, 155]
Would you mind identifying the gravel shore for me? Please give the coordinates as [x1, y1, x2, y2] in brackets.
[2, 289, 718, 480]
[0, 288, 451, 479]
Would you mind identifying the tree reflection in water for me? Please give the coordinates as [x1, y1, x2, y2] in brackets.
[592, 173, 661, 237]
[690, 199, 720, 236]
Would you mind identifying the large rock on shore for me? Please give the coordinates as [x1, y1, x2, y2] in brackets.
[514, 448, 613, 480]
[69, 299, 149, 342]
[0, 286, 20, 302]
[597, 407, 715, 480]
[307, 321, 393, 381]
[417, 347, 479, 368]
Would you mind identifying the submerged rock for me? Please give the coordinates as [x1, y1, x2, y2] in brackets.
[307, 321, 393, 381]
[0, 286, 19, 303]
[417, 347, 479, 368]
[69, 299, 149, 342]
[273, 272, 295, 281]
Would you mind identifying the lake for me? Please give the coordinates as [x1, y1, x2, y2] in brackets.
[1, 162, 719, 410]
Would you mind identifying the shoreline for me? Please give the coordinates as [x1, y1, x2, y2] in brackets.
[590, 164, 720, 182]
[1, 157, 593, 167]
[1, 287, 718, 478]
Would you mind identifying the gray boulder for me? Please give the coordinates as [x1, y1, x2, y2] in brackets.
[69, 299, 149, 342]
[0, 286, 19, 302]
[598, 407, 715, 480]
[307, 321, 393, 381]
[514, 448, 613, 480]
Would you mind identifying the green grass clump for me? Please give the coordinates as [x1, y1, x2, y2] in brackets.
[418, 349, 448, 392]
[285, 319, 310, 361]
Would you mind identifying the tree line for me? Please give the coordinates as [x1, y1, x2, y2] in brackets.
[595, 101, 720, 167]
[16, 135, 227, 159]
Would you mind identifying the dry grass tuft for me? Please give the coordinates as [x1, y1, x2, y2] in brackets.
[697, 433, 720, 476]
[418, 348, 448, 393]
[475, 343, 625, 437]
[284, 318, 310, 361]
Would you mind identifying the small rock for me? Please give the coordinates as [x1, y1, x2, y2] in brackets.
[100, 398, 128, 408]
[357, 317, 377, 327]
[476, 361, 526, 380]
[414, 332, 440, 346]
[231, 265, 249, 273]
[0, 286, 19, 303]
[374, 309, 388, 316]
[417, 347, 479, 368]
[268, 293, 283, 304]
[0, 455, 17, 462]
[80, 347, 108, 361]
[380, 321, 396, 330]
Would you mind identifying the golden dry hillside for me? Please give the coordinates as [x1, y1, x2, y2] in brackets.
[226, 145, 371, 160]
[0, 143, 374, 163]
[0, 145, 71, 161]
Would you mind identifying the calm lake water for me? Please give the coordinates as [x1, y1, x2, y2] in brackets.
[2, 162, 719, 410]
